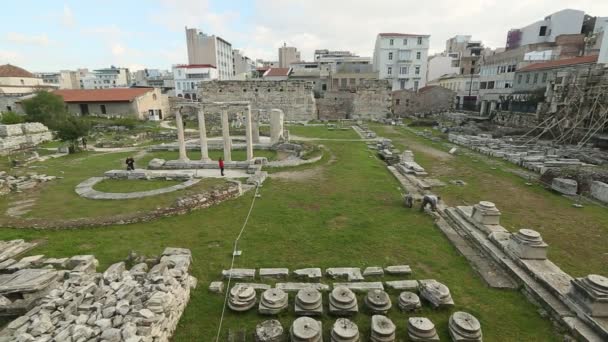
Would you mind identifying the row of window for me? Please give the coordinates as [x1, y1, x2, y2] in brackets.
[389, 37, 424, 46]
[440, 81, 479, 91]
[517, 72, 548, 85]
[479, 81, 512, 89]
[388, 51, 421, 61]
[387, 66, 420, 75]
[176, 81, 198, 91]
[480, 64, 517, 76]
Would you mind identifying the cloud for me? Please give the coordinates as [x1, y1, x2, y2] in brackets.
[61, 4, 76, 28]
[5, 32, 52, 46]
[111, 44, 126, 56]
[0, 50, 22, 63]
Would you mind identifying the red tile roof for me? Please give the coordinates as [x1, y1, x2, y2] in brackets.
[0, 64, 35, 78]
[518, 55, 598, 72]
[174, 64, 216, 69]
[54, 88, 154, 103]
[264, 68, 291, 77]
[379, 33, 430, 38]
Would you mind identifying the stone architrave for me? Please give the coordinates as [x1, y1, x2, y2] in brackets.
[175, 110, 188, 161]
[568, 274, 608, 317]
[221, 106, 232, 162]
[471, 201, 501, 225]
[197, 107, 210, 161]
[270, 109, 284, 144]
[245, 105, 254, 161]
[507, 228, 548, 260]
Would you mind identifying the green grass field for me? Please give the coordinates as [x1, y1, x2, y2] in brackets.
[287, 125, 360, 139]
[0, 127, 563, 340]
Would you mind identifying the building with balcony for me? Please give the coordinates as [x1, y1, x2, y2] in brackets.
[373, 33, 430, 91]
[185, 27, 233, 80]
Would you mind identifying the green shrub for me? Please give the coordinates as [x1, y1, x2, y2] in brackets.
[0, 111, 25, 124]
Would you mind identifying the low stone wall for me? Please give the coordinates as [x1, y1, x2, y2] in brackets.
[0, 123, 53, 155]
[317, 92, 353, 120]
[75, 177, 202, 200]
[316, 80, 392, 120]
[3, 181, 243, 229]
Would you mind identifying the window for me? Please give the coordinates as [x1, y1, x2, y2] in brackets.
[505, 82, 512, 88]
[152, 94, 157, 100]
[416, 52, 421, 60]
[6, 106, 12, 111]
[388, 52, 393, 60]
[487, 81, 495, 89]
[542, 72, 548, 83]
[471, 60, 476, 65]
[400, 66, 408, 74]
[539, 26, 547, 36]
[480, 82, 487, 89]
[389, 39, 394, 46]
[100, 104, 107, 114]
[414, 80, 419, 91]
[417, 37, 422, 45]
[396, 99, 401, 105]
[387, 67, 392, 75]
[400, 79, 406, 89]
[500, 66, 506, 73]
[322, 84, 327, 91]
[177, 82, 181, 90]
[415, 66, 420, 75]
[518, 75, 523, 84]
[470, 68, 475, 74]
[526, 74, 531, 84]
[533, 73, 538, 84]
[403, 39, 407, 45]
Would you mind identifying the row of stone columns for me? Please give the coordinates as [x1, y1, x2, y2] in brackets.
[174, 104, 254, 163]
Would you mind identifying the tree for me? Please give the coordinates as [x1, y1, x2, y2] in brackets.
[21, 91, 67, 129]
[55, 116, 90, 153]
[0, 111, 25, 124]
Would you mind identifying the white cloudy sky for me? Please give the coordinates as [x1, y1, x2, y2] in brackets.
[2, 0, 607, 71]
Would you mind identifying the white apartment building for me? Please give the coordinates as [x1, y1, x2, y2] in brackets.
[185, 27, 233, 80]
[80, 67, 130, 89]
[172, 64, 218, 100]
[426, 54, 460, 82]
[373, 33, 430, 91]
[34, 70, 80, 89]
[278, 44, 301, 68]
[506, 9, 585, 49]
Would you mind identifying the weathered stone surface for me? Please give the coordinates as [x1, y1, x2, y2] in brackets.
[326, 268, 364, 281]
[329, 286, 358, 316]
[569, 274, 608, 317]
[363, 267, 384, 277]
[385, 280, 418, 291]
[551, 178, 578, 195]
[408, 317, 440, 341]
[398, 291, 421, 312]
[449, 311, 483, 341]
[208, 281, 224, 294]
[384, 265, 412, 275]
[294, 268, 322, 280]
[275, 282, 330, 292]
[291, 317, 322, 342]
[222, 268, 256, 280]
[235, 283, 271, 291]
[591, 181, 608, 203]
[365, 289, 392, 314]
[255, 319, 284, 342]
[331, 318, 359, 342]
[333, 282, 384, 293]
[6, 254, 45, 272]
[259, 268, 289, 280]
[228, 284, 257, 312]
[370, 315, 395, 342]
[419, 280, 454, 308]
[294, 288, 323, 316]
[507, 228, 548, 260]
[0, 268, 58, 294]
[259, 288, 288, 315]
[0, 240, 39, 263]
[471, 201, 501, 226]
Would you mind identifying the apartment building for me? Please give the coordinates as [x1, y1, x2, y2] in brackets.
[80, 66, 130, 89]
[278, 44, 301, 68]
[373, 33, 430, 91]
[172, 64, 218, 100]
[185, 27, 233, 80]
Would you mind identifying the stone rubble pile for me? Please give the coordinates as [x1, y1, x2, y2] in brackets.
[370, 315, 395, 342]
[0, 247, 196, 342]
[407, 317, 439, 341]
[449, 311, 483, 342]
[376, 139, 400, 165]
[364, 289, 392, 314]
[328, 286, 358, 316]
[0, 171, 56, 196]
[330, 318, 359, 342]
[0, 123, 53, 155]
[419, 279, 455, 308]
[290, 317, 322, 342]
[228, 284, 257, 312]
[258, 288, 288, 315]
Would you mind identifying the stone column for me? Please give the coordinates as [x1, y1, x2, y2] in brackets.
[197, 107, 210, 161]
[489, 101, 497, 113]
[270, 109, 284, 144]
[245, 104, 253, 161]
[252, 110, 261, 144]
[480, 101, 487, 116]
[221, 106, 232, 162]
[175, 109, 188, 161]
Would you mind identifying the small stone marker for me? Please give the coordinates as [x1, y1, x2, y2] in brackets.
[408, 317, 439, 341]
[294, 288, 323, 316]
[255, 319, 284, 342]
[449, 147, 458, 154]
[365, 289, 392, 314]
[449, 311, 483, 342]
[208, 281, 224, 294]
[331, 318, 360, 342]
[398, 291, 421, 312]
[363, 266, 384, 277]
[329, 286, 358, 316]
[370, 315, 396, 342]
[259, 268, 289, 280]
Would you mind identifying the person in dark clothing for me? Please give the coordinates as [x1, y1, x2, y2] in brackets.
[420, 194, 440, 212]
[126, 157, 135, 171]
[219, 157, 224, 176]
[82, 137, 87, 150]
[404, 193, 414, 208]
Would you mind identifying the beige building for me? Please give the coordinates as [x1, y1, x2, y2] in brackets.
[185, 27, 233, 80]
[54, 88, 167, 120]
[278, 43, 301, 68]
[1, 64, 55, 113]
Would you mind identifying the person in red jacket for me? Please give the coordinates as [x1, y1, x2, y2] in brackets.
[219, 157, 224, 176]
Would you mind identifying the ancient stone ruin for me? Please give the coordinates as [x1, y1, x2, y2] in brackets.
[0, 171, 55, 196]
[419, 279, 455, 308]
[290, 317, 322, 342]
[255, 319, 284, 342]
[370, 315, 395, 342]
[398, 291, 421, 312]
[0, 123, 53, 156]
[328, 286, 358, 316]
[507, 228, 548, 260]
[569, 274, 608, 318]
[228, 284, 257, 312]
[258, 288, 288, 315]
[294, 288, 323, 316]
[364, 289, 392, 314]
[449, 311, 483, 342]
[407, 317, 440, 341]
[330, 318, 359, 342]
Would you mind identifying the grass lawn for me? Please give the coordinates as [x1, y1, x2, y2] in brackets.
[372, 123, 608, 277]
[0, 126, 561, 341]
[287, 125, 360, 139]
[93, 179, 183, 193]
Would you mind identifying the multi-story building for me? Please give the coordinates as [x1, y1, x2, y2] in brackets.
[34, 70, 80, 89]
[426, 54, 460, 83]
[80, 66, 130, 89]
[1, 64, 57, 113]
[132, 69, 174, 91]
[185, 27, 233, 80]
[505, 9, 587, 50]
[428, 73, 480, 110]
[445, 35, 488, 75]
[278, 43, 301, 68]
[314, 49, 358, 61]
[172, 64, 218, 100]
[232, 49, 256, 80]
[373, 33, 430, 91]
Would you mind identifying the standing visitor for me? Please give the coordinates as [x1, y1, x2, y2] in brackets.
[219, 157, 224, 176]
[126, 157, 135, 171]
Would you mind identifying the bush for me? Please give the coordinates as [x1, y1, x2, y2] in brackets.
[0, 111, 25, 124]
[56, 116, 91, 153]
[21, 91, 67, 129]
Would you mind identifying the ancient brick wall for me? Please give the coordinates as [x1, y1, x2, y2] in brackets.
[199, 80, 317, 121]
[393, 86, 454, 116]
[351, 80, 392, 120]
[316, 92, 353, 120]
[491, 111, 538, 127]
